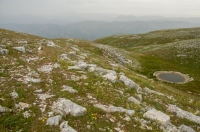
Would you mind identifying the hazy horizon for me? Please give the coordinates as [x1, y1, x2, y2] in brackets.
[1, 0, 200, 24]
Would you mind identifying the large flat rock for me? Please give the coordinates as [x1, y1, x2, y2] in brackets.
[52, 98, 86, 116]
[143, 108, 170, 126]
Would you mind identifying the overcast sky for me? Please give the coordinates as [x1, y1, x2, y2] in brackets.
[0, 0, 200, 17]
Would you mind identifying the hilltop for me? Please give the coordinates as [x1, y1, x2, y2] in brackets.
[0, 28, 200, 132]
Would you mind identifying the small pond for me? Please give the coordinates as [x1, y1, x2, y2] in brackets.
[158, 73, 185, 83]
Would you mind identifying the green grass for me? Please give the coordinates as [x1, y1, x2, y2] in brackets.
[1, 27, 200, 132]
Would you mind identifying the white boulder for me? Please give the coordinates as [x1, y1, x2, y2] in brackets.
[60, 54, 70, 61]
[69, 51, 76, 56]
[0, 48, 9, 55]
[62, 85, 78, 93]
[13, 46, 26, 53]
[52, 98, 86, 116]
[167, 104, 200, 124]
[178, 124, 195, 132]
[46, 115, 62, 126]
[10, 91, 18, 99]
[103, 70, 117, 83]
[119, 75, 139, 90]
[94, 103, 135, 116]
[15, 102, 31, 110]
[143, 108, 170, 126]
[143, 87, 164, 96]
[128, 96, 140, 105]
[0, 105, 12, 113]
[47, 41, 56, 47]
[60, 121, 77, 132]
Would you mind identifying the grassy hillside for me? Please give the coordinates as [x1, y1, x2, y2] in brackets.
[95, 27, 200, 94]
[0, 28, 200, 132]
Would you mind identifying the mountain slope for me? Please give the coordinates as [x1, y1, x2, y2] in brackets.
[0, 28, 200, 132]
[95, 27, 200, 94]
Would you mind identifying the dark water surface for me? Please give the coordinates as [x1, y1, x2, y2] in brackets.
[158, 73, 185, 83]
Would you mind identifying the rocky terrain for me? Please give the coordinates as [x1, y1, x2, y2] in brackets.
[0, 28, 200, 132]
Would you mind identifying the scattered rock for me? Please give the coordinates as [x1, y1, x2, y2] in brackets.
[13, 46, 26, 53]
[68, 61, 87, 70]
[61, 85, 78, 93]
[128, 96, 140, 104]
[143, 87, 164, 96]
[71, 47, 80, 51]
[18, 40, 28, 44]
[161, 123, 179, 132]
[24, 76, 41, 83]
[10, 91, 19, 99]
[0, 105, 12, 113]
[94, 103, 135, 116]
[167, 104, 200, 124]
[52, 98, 86, 116]
[34, 89, 43, 93]
[135, 94, 142, 102]
[15, 102, 31, 110]
[0, 48, 9, 55]
[102, 70, 117, 83]
[47, 41, 56, 47]
[119, 75, 140, 92]
[143, 108, 170, 126]
[46, 115, 62, 126]
[37, 93, 55, 100]
[38, 63, 60, 73]
[60, 121, 77, 132]
[178, 124, 195, 132]
[123, 115, 131, 121]
[60, 54, 70, 61]
[69, 51, 76, 56]
[23, 111, 31, 118]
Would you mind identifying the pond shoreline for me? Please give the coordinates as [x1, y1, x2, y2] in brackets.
[153, 71, 192, 84]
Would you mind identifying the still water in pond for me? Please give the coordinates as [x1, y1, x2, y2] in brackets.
[158, 73, 185, 83]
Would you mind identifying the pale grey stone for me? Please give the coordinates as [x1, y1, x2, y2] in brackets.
[10, 91, 18, 99]
[37, 93, 55, 100]
[47, 41, 56, 47]
[37, 63, 60, 73]
[135, 94, 142, 102]
[46, 115, 62, 126]
[143, 108, 170, 126]
[24, 76, 41, 83]
[69, 51, 76, 56]
[62, 85, 78, 93]
[60, 54, 70, 61]
[94, 103, 135, 116]
[143, 87, 164, 96]
[23, 111, 31, 118]
[68, 61, 87, 70]
[102, 71, 117, 83]
[13, 46, 26, 53]
[15, 102, 31, 110]
[0, 48, 9, 55]
[167, 104, 200, 124]
[128, 96, 140, 104]
[18, 40, 28, 44]
[52, 98, 86, 116]
[60, 121, 77, 132]
[178, 124, 195, 132]
[34, 89, 43, 93]
[161, 123, 180, 132]
[71, 47, 80, 51]
[0, 105, 12, 113]
[119, 75, 138, 89]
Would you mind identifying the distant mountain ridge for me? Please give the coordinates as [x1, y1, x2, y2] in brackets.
[0, 20, 199, 40]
